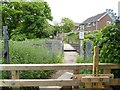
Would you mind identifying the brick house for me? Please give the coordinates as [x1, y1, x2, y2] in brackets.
[79, 9, 118, 31]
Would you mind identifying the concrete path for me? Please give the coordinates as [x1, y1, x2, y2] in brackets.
[51, 44, 78, 79]
[64, 52, 77, 64]
[39, 44, 78, 90]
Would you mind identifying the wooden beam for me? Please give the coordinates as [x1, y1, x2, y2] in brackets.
[0, 64, 120, 71]
[104, 69, 111, 74]
[11, 71, 19, 79]
[0, 64, 92, 71]
[74, 74, 114, 80]
[110, 79, 120, 85]
[81, 76, 110, 83]
[0, 79, 120, 87]
[11, 71, 20, 90]
[103, 69, 112, 90]
[73, 69, 80, 90]
[93, 46, 99, 75]
[0, 79, 79, 87]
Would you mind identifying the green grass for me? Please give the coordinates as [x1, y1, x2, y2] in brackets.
[77, 55, 93, 74]
[77, 55, 93, 63]
[2, 39, 63, 79]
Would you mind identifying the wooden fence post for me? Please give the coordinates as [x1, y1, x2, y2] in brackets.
[104, 69, 112, 90]
[93, 46, 103, 88]
[84, 46, 102, 88]
[93, 46, 99, 75]
[73, 69, 79, 90]
[11, 70, 19, 90]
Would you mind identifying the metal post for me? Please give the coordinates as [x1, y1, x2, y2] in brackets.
[3, 26, 10, 64]
[79, 40, 81, 55]
[3, 26, 10, 79]
[79, 32, 84, 58]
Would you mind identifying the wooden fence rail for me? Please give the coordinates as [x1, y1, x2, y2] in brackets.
[0, 63, 120, 70]
[0, 63, 120, 90]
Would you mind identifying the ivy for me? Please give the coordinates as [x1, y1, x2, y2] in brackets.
[94, 25, 120, 78]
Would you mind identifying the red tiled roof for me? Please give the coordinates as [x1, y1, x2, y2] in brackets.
[81, 12, 106, 24]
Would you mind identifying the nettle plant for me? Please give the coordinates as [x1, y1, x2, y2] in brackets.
[94, 25, 120, 78]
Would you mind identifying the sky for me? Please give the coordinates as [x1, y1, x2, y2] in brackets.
[44, 0, 120, 23]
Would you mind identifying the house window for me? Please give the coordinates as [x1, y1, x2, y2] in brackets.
[93, 22, 96, 26]
[106, 21, 111, 26]
[80, 25, 84, 30]
[87, 23, 91, 27]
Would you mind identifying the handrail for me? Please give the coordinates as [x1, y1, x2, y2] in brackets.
[0, 63, 120, 71]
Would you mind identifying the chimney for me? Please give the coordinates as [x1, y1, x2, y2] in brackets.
[118, 1, 120, 17]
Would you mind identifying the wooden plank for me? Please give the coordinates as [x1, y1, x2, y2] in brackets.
[93, 46, 99, 75]
[0, 64, 120, 71]
[11, 71, 20, 90]
[104, 69, 111, 74]
[39, 72, 73, 90]
[74, 74, 114, 80]
[91, 46, 99, 88]
[81, 76, 109, 83]
[74, 69, 79, 74]
[0, 79, 79, 87]
[57, 72, 73, 79]
[110, 79, 120, 85]
[11, 71, 19, 79]
[104, 69, 112, 89]
[0, 64, 92, 71]
[84, 83, 92, 88]
[73, 69, 80, 90]
[0, 79, 119, 88]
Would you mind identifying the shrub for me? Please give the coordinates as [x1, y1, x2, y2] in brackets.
[77, 55, 92, 74]
[11, 34, 27, 41]
[65, 32, 79, 44]
[77, 55, 92, 63]
[93, 25, 120, 78]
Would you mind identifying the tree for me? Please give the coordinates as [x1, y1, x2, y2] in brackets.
[2, 2, 53, 40]
[53, 21, 62, 36]
[61, 17, 75, 33]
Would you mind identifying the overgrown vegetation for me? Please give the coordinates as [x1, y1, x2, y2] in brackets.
[93, 25, 120, 63]
[77, 25, 120, 77]
[2, 39, 63, 79]
[93, 25, 120, 78]
[65, 32, 79, 44]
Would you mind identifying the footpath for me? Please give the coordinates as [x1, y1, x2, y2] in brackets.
[39, 44, 78, 90]
[51, 44, 78, 78]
